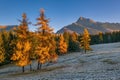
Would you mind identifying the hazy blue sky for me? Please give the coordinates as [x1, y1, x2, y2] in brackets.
[0, 0, 120, 32]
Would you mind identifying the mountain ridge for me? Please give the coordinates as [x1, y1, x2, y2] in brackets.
[57, 17, 120, 34]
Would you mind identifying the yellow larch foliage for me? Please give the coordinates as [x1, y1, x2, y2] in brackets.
[36, 46, 50, 64]
[16, 25, 28, 39]
[23, 41, 31, 52]
[80, 28, 91, 53]
[11, 40, 31, 67]
[58, 34, 68, 54]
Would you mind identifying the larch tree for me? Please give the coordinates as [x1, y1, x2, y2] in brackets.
[11, 13, 31, 72]
[49, 34, 58, 63]
[80, 28, 91, 53]
[35, 9, 58, 70]
[63, 31, 70, 46]
[57, 34, 68, 54]
[68, 32, 80, 52]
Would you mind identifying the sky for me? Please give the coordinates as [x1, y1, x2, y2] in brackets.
[0, 0, 120, 32]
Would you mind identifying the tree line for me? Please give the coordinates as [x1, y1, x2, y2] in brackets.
[90, 31, 120, 45]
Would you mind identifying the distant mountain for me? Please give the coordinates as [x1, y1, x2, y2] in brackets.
[0, 25, 17, 31]
[57, 17, 120, 34]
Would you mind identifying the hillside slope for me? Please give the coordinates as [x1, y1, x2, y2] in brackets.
[0, 42, 120, 80]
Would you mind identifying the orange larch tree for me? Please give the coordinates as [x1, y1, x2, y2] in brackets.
[35, 9, 58, 69]
[80, 28, 91, 53]
[11, 13, 31, 72]
[68, 32, 80, 52]
[57, 34, 68, 54]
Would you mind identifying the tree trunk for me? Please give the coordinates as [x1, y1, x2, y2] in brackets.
[37, 62, 42, 70]
[22, 66, 25, 72]
[40, 63, 42, 70]
[30, 64, 32, 71]
[85, 49, 86, 54]
[37, 62, 40, 70]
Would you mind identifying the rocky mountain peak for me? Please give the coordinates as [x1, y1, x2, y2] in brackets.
[76, 17, 96, 24]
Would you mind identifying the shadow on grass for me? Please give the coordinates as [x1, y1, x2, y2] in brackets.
[0, 63, 14, 69]
[8, 65, 67, 77]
